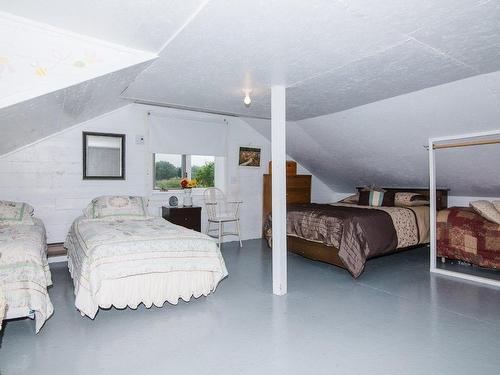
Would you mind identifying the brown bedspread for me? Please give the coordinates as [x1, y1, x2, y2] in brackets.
[437, 207, 500, 269]
[266, 204, 401, 277]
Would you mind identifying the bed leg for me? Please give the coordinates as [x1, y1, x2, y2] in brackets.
[218, 222, 222, 248]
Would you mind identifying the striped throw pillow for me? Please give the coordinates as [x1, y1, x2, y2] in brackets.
[368, 190, 385, 207]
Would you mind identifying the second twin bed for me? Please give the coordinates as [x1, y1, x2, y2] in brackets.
[64, 195, 228, 318]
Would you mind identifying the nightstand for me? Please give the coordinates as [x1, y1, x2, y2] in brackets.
[162, 206, 202, 232]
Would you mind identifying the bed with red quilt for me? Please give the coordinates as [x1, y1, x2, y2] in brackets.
[437, 207, 500, 269]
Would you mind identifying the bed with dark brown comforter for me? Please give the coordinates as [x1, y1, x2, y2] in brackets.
[265, 203, 430, 277]
[437, 207, 500, 269]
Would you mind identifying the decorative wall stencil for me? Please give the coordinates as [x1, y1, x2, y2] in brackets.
[0, 12, 156, 109]
[73, 52, 100, 69]
[0, 56, 15, 78]
[31, 62, 48, 77]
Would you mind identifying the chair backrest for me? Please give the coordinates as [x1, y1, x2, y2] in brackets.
[203, 187, 226, 220]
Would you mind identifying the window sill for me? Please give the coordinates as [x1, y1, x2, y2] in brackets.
[151, 188, 208, 196]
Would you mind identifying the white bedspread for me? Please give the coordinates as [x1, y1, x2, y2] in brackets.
[0, 218, 53, 333]
[0, 286, 5, 330]
[65, 216, 228, 318]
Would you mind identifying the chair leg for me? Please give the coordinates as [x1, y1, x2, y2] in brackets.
[218, 221, 222, 248]
[236, 219, 242, 248]
[205, 221, 210, 235]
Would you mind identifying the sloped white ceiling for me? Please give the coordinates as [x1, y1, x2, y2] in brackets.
[0, 12, 156, 109]
[246, 72, 500, 197]
[124, 0, 499, 120]
[0, 0, 208, 52]
[0, 62, 150, 155]
[0, 12, 159, 155]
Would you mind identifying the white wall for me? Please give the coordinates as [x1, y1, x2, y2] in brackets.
[0, 103, 336, 243]
[0, 104, 148, 242]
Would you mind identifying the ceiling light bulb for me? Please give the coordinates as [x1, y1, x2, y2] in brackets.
[244, 94, 251, 106]
[243, 89, 252, 107]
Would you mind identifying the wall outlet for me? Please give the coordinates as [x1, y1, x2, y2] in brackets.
[135, 135, 145, 145]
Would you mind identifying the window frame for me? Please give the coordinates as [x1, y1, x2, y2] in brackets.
[82, 131, 126, 180]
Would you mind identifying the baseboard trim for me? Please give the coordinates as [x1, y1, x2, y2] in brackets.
[48, 255, 68, 264]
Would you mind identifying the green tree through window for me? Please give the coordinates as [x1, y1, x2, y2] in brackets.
[193, 161, 214, 188]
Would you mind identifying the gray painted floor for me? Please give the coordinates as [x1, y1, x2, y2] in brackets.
[1, 239, 499, 374]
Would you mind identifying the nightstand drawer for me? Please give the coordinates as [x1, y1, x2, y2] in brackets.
[161, 206, 202, 232]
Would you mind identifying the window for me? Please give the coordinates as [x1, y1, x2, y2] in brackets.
[154, 153, 215, 190]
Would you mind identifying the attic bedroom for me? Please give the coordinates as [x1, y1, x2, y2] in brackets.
[0, 1, 499, 374]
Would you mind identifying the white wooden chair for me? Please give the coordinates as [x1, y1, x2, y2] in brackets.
[203, 187, 243, 248]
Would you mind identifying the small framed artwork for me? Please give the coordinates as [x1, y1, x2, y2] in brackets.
[83, 132, 125, 180]
[238, 146, 262, 167]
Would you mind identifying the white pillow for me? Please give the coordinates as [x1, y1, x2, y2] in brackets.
[395, 192, 429, 207]
[470, 200, 500, 225]
[0, 200, 34, 226]
[84, 196, 149, 220]
[494, 201, 500, 212]
[339, 194, 359, 204]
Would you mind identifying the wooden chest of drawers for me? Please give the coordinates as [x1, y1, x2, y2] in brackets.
[162, 206, 202, 232]
[262, 174, 312, 229]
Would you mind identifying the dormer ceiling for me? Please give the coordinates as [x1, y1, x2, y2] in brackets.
[124, 0, 500, 120]
[1, 0, 500, 154]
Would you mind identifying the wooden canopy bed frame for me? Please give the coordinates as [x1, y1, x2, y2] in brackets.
[263, 165, 449, 271]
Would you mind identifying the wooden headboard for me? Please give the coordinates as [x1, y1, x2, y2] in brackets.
[355, 187, 449, 210]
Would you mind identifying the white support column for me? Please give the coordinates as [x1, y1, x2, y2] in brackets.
[271, 85, 287, 295]
[428, 139, 437, 271]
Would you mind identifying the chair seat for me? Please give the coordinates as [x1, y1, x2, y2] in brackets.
[209, 215, 237, 222]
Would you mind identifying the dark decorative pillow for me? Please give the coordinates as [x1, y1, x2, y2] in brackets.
[411, 194, 428, 202]
[382, 191, 396, 206]
[359, 190, 395, 207]
[358, 191, 370, 206]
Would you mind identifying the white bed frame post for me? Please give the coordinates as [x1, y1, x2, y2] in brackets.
[271, 85, 287, 295]
[429, 129, 500, 288]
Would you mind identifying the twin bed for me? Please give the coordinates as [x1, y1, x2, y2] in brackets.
[64, 195, 227, 319]
[0, 203, 53, 332]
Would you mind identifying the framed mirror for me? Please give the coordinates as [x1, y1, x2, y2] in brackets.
[83, 132, 125, 180]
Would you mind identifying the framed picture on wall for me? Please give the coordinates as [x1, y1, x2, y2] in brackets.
[83, 132, 126, 179]
[238, 146, 262, 167]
